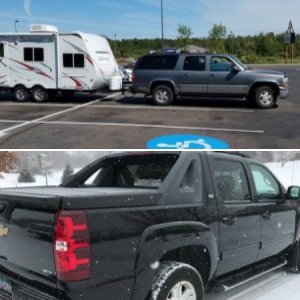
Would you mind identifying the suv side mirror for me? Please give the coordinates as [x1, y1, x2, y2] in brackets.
[287, 186, 300, 200]
[230, 63, 240, 72]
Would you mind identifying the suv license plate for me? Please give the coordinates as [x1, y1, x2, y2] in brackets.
[0, 277, 12, 299]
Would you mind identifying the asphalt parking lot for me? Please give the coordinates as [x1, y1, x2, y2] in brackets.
[0, 65, 299, 149]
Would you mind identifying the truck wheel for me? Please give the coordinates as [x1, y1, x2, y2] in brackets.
[151, 262, 204, 300]
[152, 85, 174, 106]
[255, 86, 276, 109]
[32, 86, 49, 103]
[14, 86, 30, 102]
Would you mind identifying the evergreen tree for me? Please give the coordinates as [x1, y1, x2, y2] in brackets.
[61, 163, 74, 183]
[18, 169, 35, 183]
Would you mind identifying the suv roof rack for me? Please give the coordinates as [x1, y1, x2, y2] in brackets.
[214, 151, 251, 159]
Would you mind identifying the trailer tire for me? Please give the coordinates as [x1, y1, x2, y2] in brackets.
[14, 86, 30, 102]
[32, 86, 49, 103]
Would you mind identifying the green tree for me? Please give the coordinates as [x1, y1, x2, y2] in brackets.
[177, 24, 193, 51]
[208, 23, 227, 53]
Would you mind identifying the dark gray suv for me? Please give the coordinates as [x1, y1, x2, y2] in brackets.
[132, 53, 289, 108]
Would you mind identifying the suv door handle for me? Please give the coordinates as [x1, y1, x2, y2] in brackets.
[262, 211, 271, 220]
[209, 74, 216, 78]
[183, 74, 189, 78]
[222, 216, 236, 225]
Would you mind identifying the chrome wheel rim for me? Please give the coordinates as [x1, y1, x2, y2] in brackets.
[156, 89, 169, 103]
[34, 89, 45, 102]
[259, 90, 273, 106]
[16, 89, 26, 100]
[167, 281, 197, 300]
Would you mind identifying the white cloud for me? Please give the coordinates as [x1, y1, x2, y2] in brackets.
[24, 0, 32, 17]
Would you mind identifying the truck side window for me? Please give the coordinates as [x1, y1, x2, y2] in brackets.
[210, 56, 232, 72]
[183, 56, 206, 71]
[250, 164, 281, 201]
[213, 159, 251, 202]
[0, 44, 4, 58]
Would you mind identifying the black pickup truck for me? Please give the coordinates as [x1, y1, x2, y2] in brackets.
[131, 53, 289, 108]
[0, 152, 300, 300]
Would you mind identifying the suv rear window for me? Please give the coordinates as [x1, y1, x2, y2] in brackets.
[66, 154, 179, 189]
[137, 55, 178, 70]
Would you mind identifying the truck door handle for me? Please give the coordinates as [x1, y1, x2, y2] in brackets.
[262, 211, 271, 220]
[222, 216, 236, 225]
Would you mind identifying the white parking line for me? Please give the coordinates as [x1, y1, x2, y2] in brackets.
[0, 119, 264, 134]
[0, 92, 121, 137]
[0, 101, 255, 113]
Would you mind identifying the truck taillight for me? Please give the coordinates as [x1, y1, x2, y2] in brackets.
[54, 210, 91, 282]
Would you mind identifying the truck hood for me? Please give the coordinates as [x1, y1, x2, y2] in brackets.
[247, 68, 285, 77]
[0, 186, 161, 210]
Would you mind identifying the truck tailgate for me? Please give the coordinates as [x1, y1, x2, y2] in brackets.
[0, 188, 61, 283]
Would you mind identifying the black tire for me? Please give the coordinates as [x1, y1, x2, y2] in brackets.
[32, 86, 49, 103]
[14, 86, 30, 102]
[151, 262, 204, 300]
[254, 86, 277, 109]
[152, 85, 174, 106]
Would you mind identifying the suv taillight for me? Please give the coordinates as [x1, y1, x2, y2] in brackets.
[132, 71, 136, 82]
[54, 210, 91, 282]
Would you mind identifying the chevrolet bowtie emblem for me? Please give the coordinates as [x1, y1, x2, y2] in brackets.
[0, 225, 8, 237]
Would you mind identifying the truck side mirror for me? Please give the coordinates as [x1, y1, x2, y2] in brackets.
[287, 186, 300, 200]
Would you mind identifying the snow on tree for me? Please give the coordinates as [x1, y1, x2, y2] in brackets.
[18, 169, 36, 183]
[0, 152, 17, 178]
[61, 163, 74, 183]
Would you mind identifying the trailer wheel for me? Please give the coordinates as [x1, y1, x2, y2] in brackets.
[32, 86, 49, 103]
[14, 86, 30, 102]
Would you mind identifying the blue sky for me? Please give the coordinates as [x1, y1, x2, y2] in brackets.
[0, 0, 299, 39]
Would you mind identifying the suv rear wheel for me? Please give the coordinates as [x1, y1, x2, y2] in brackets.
[152, 85, 174, 106]
[151, 262, 204, 300]
[255, 86, 277, 109]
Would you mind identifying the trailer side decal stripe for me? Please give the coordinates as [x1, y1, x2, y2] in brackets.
[10, 59, 53, 80]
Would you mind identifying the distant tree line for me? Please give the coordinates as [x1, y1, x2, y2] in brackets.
[109, 23, 300, 64]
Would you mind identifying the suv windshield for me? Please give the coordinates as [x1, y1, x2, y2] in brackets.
[64, 154, 179, 189]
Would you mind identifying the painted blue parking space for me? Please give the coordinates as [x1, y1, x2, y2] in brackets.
[147, 134, 229, 149]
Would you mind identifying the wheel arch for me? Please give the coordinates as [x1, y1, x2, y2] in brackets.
[131, 221, 218, 300]
[149, 80, 177, 95]
[248, 81, 280, 98]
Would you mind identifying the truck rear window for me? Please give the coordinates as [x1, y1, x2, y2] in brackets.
[67, 154, 179, 189]
[137, 55, 178, 70]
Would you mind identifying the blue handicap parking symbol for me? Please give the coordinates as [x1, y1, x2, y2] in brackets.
[147, 134, 229, 150]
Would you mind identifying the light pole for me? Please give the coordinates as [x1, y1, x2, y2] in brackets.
[161, 0, 164, 52]
[114, 33, 117, 55]
[14, 20, 19, 33]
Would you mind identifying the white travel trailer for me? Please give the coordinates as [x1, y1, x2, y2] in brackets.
[0, 24, 122, 102]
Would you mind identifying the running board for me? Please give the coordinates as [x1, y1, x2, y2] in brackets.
[210, 260, 287, 293]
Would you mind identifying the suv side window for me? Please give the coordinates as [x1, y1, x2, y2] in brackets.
[210, 56, 232, 72]
[183, 56, 206, 71]
[138, 55, 178, 70]
[212, 159, 251, 202]
[250, 164, 281, 201]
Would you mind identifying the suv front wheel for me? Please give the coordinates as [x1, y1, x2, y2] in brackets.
[255, 86, 277, 109]
[151, 262, 204, 300]
[152, 85, 174, 106]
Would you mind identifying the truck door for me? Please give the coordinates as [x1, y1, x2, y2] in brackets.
[209, 156, 260, 276]
[0, 42, 9, 86]
[179, 55, 208, 95]
[207, 55, 247, 96]
[249, 163, 296, 261]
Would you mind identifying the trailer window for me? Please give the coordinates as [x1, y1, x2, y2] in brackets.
[74, 54, 84, 68]
[24, 47, 44, 62]
[63, 53, 85, 68]
[24, 48, 33, 61]
[0, 44, 4, 58]
[34, 48, 44, 62]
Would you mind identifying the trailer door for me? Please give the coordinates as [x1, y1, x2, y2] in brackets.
[0, 42, 9, 86]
